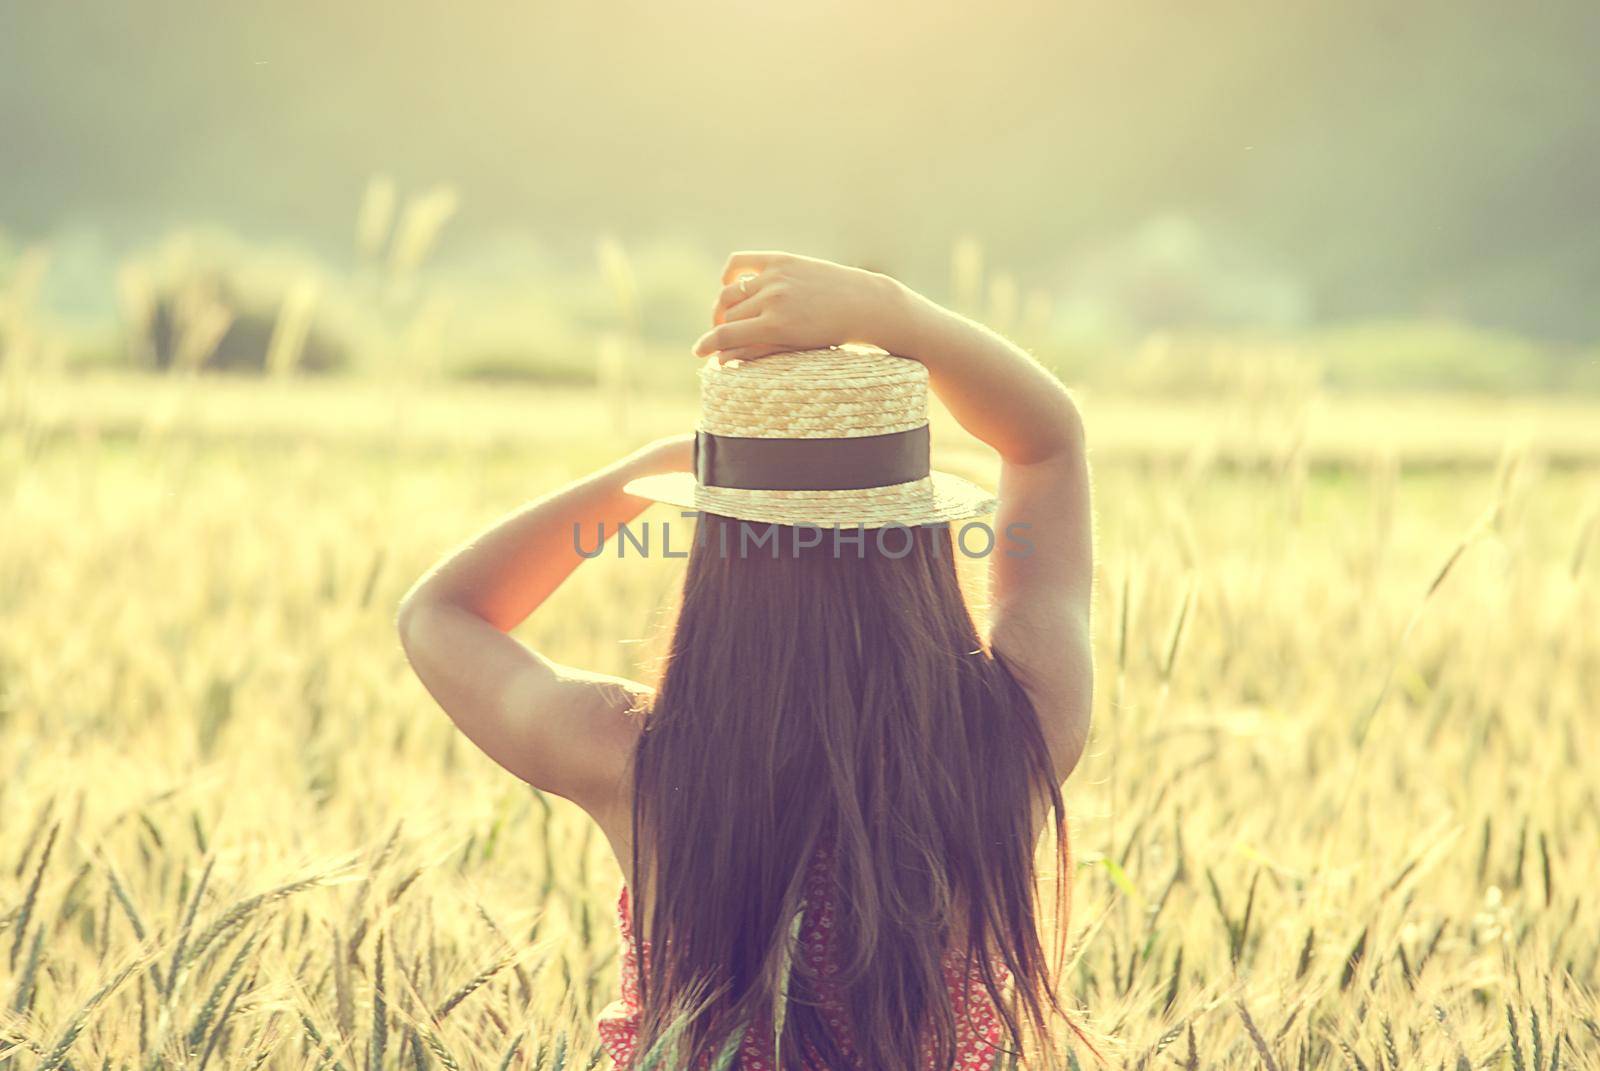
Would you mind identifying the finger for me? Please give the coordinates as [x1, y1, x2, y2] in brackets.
[711, 276, 765, 325]
[721, 294, 766, 323]
[693, 316, 770, 357]
[721, 251, 786, 285]
[715, 344, 789, 364]
[715, 288, 771, 328]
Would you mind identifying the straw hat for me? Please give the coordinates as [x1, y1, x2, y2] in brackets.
[624, 345, 997, 529]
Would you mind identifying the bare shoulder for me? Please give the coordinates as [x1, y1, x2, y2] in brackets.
[397, 597, 647, 857]
[991, 604, 1093, 783]
[507, 659, 648, 828]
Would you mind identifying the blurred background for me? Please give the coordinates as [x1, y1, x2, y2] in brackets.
[3, 0, 1598, 393]
[4, 5, 1599, 1068]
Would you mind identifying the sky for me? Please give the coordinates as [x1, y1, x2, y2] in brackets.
[2, 0, 1598, 339]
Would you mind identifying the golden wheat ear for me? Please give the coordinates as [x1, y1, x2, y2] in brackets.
[764, 904, 807, 1071]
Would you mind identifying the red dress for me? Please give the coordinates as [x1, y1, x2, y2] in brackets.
[596, 836, 1012, 1070]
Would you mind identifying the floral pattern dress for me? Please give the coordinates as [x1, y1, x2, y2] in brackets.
[596, 837, 1012, 1070]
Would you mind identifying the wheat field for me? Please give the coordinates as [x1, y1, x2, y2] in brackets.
[2, 371, 1598, 1070]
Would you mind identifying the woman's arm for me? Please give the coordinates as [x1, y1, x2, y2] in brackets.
[396, 435, 692, 819]
[697, 252, 1092, 781]
[879, 281, 1094, 781]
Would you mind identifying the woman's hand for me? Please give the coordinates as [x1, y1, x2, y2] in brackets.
[692, 251, 902, 363]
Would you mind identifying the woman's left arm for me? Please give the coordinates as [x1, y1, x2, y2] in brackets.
[396, 435, 691, 821]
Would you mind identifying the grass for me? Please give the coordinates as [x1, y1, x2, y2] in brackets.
[1, 370, 1598, 1069]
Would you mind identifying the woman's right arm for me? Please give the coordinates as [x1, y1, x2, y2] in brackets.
[697, 252, 1093, 782]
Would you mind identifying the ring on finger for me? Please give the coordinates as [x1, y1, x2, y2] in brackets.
[737, 273, 754, 296]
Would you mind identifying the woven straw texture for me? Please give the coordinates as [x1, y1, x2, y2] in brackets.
[623, 471, 996, 529]
[624, 345, 996, 528]
[697, 346, 929, 439]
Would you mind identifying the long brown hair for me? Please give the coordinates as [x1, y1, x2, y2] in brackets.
[627, 515, 1073, 1070]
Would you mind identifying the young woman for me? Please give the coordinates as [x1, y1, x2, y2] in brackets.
[397, 251, 1093, 1071]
